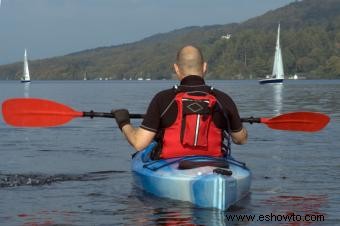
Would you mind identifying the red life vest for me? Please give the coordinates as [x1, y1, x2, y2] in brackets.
[160, 90, 223, 159]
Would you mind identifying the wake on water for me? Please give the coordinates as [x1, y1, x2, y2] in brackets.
[0, 170, 126, 187]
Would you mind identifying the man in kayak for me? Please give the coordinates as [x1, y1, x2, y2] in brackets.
[113, 45, 247, 159]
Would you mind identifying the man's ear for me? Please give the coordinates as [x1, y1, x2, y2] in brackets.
[203, 62, 207, 74]
[174, 63, 180, 75]
[174, 63, 182, 80]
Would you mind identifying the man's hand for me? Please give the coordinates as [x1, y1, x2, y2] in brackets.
[112, 109, 156, 151]
[112, 109, 130, 130]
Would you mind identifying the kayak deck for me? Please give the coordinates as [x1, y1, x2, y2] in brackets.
[131, 143, 251, 210]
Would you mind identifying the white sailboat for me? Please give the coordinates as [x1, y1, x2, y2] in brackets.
[259, 24, 284, 84]
[21, 49, 31, 83]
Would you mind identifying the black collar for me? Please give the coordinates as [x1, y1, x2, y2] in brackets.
[180, 75, 205, 86]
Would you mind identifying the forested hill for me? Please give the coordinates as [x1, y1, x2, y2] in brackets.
[1, 0, 339, 80]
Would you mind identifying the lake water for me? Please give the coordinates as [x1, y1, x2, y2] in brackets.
[0, 80, 339, 225]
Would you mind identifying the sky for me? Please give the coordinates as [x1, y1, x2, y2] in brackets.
[0, 0, 295, 65]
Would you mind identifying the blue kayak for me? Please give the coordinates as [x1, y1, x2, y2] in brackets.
[131, 143, 251, 210]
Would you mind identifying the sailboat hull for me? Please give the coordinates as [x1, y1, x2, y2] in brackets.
[259, 78, 283, 84]
[20, 80, 31, 83]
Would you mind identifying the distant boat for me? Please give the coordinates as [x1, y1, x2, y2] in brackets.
[21, 49, 31, 83]
[288, 74, 298, 80]
[259, 24, 284, 84]
[293, 74, 298, 80]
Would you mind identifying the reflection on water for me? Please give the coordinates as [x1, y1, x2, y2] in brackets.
[131, 187, 251, 226]
[263, 195, 327, 214]
[149, 207, 230, 226]
[272, 83, 283, 114]
[262, 195, 326, 225]
[23, 82, 30, 97]
[140, 205, 229, 226]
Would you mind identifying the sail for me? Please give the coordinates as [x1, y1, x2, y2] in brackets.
[22, 49, 30, 82]
[259, 23, 284, 84]
[272, 24, 284, 79]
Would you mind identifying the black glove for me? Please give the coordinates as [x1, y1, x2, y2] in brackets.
[112, 109, 130, 130]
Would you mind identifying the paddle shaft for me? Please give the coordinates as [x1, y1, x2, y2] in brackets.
[83, 111, 261, 123]
[83, 111, 143, 119]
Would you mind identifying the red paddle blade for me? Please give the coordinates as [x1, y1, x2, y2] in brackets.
[261, 112, 330, 132]
[2, 98, 83, 127]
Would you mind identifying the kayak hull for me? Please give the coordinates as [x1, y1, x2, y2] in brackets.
[131, 143, 251, 210]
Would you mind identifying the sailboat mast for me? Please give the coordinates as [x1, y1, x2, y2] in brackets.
[272, 23, 284, 79]
[22, 49, 30, 82]
[276, 23, 280, 50]
[24, 49, 29, 77]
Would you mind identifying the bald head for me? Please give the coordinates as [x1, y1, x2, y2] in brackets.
[174, 45, 207, 79]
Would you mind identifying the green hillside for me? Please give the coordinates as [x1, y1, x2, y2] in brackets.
[0, 0, 339, 80]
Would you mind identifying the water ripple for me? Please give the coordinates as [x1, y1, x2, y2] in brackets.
[0, 170, 126, 188]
